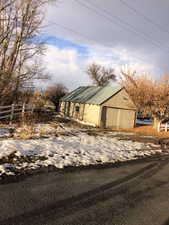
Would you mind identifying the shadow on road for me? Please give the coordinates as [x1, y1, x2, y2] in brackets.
[162, 218, 169, 225]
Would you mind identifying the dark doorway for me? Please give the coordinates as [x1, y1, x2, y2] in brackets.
[101, 106, 107, 128]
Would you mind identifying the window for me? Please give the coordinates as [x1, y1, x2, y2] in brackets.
[75, 106, 80, 112]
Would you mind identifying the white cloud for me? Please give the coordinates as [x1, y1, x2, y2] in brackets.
[39, 44, 158, 90]
[40, 45, 90, 90]
[42, 0, 169, 81]
[86, 45, 156, 74]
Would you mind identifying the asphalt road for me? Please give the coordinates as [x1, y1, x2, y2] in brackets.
[1, 157, 169, 225]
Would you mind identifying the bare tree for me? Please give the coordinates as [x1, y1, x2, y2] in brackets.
[121, 67, 169, 131]
[45, 83, 68, 111]
[0, 0, 49, 104]
[87, 63, 116, 86]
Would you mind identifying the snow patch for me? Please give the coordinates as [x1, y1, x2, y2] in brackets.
[0, 131, 162, 176]
[0, 128, 13, 138]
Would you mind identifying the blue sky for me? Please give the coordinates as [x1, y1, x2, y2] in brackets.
[37, 35, 88, 55]
[39, 34, 123, 63]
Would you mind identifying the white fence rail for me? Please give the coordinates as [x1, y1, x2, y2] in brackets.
[0, 103, 34, 122]
[158, 123, 169, 132]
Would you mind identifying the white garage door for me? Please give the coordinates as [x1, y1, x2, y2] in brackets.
[105, 107, 135, 128]
[105, 108, 119, 128]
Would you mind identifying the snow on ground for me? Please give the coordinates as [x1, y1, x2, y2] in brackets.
[0, 128, 13, 138]
[0, 130, 162, 177]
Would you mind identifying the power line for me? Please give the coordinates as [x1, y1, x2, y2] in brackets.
[119, 0, 169, 36]
[74, 0, 169, 54]
[46, 22, 124, 59]
[47, 21, 169, 73]
[47, 22, 118, 58]
[47, 22, 94, 44]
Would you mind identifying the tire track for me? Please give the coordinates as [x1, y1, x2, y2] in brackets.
[1, 156, 169, 225]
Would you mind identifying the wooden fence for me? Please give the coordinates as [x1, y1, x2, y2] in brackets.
[0, 103, 34, 122]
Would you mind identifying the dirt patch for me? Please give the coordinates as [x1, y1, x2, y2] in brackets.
[79, 128, 160, 145]
[116, 134, 159, 145]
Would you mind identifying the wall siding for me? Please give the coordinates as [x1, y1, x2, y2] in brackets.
[100, 89, 136, 128]
[60, 102, 65, 114]
[83, 104, 100, 126]
[60, 102, 100, 126]
[102, 89, 136, 109]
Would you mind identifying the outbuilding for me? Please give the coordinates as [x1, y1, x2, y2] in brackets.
[59, 86, 137, 128]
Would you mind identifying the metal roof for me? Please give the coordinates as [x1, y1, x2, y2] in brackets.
[60, 86, 123, 105]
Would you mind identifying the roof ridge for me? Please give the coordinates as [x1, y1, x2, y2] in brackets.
[60, 85, 123, 104]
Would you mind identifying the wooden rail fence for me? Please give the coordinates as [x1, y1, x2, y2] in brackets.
[0, 103, 34, 122]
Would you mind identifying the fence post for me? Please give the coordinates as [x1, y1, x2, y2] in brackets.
[22, 103, 25, 119]
[10, 104, 15, 124]
[157, 122, 161, 132]
[165, 123, 168, 132]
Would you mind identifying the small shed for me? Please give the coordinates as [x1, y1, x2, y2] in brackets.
[60, 86, 136, 128]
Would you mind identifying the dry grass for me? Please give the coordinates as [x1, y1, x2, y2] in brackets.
[121, 126, 169, 137]
[16, 124, 35, 139]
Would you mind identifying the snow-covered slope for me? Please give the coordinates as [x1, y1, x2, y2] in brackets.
[0, 131, 162, 176]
